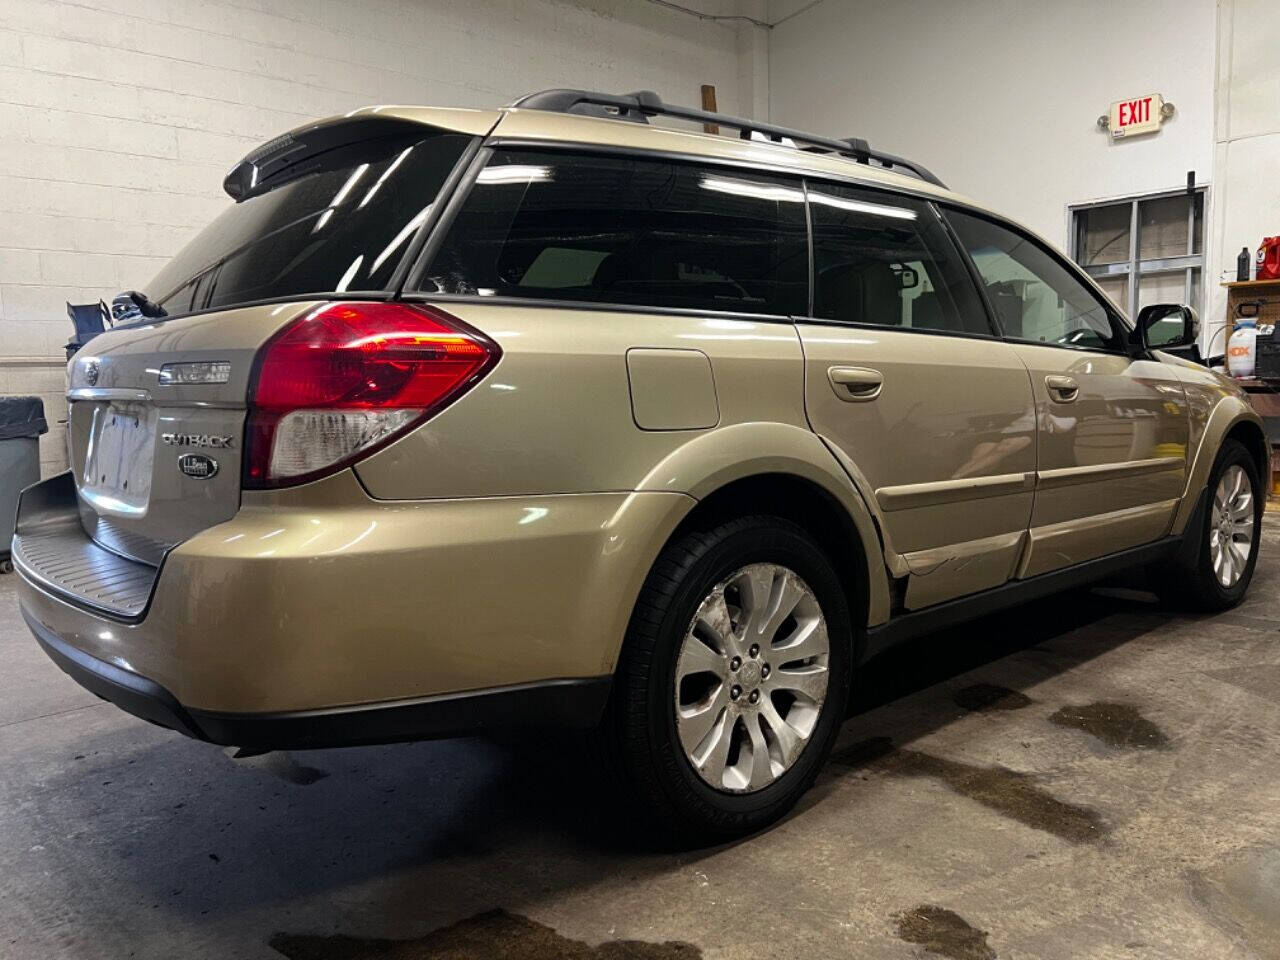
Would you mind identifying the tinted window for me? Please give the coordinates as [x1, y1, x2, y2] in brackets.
[947, 209, 1122, 351]
[148, 133, 472, 314]
[421, 150, 808, 316]
[809, 182, 989, 335]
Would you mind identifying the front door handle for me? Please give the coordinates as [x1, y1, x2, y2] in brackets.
[1045, 375, 1079, 403]
[828, 366, 884, 402]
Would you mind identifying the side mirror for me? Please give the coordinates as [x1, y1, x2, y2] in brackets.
[1130, 303, 1200, 354]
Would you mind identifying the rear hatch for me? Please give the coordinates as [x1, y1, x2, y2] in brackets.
[67, 307, 309, 564]
[62, 115, 484, 568]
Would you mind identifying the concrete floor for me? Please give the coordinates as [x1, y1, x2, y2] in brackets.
[4, 522, 1280, 960]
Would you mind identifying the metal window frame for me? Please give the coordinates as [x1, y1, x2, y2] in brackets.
[1068, 186, 1206, 315]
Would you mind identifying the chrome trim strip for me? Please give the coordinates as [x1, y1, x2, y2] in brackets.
[67, 388, 151, 402]
[67, 388, 242, 409]
[1035, 456, 1184, 490]
[876, 471, 1035, 512]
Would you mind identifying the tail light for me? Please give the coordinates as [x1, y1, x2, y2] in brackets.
[244, 301, 499, 488]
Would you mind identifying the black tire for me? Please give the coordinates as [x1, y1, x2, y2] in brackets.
[1161, 439, 1263, 612]
[601, 515, 853, 843]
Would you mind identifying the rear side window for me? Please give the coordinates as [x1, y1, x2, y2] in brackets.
[148, 132, 473, 315]
[808, 181, 990, 335]
[420, 150, 809, 316]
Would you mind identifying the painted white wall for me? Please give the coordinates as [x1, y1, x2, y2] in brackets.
[0, 0, 759, 473]
[1205, 0, 1280, 356]
[768, 0, 1217, 250]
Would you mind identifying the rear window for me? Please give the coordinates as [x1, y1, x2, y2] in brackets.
[419, 150, 808, 316]
[809, 181, 990, 335]
[148, 132, 473, 315]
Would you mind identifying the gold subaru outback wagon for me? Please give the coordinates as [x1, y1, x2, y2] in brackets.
[14, 89, 1267, 839]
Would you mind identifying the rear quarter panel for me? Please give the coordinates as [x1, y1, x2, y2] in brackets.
[354, 304, 810, 497]
[355, 302, 894, 626]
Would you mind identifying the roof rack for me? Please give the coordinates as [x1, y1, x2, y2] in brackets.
[510, 88, 946, 189]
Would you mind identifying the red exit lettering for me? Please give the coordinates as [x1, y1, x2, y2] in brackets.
[1118, 97, 1152, 127]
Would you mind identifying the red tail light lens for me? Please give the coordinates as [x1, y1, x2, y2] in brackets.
[244, 301, 499, 488]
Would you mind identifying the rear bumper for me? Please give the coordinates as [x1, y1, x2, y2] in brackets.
[25, 607, 611, 749]
[25, 605, 203, 739]
[15, 469, 691, 730]
[12, 472, 158, 620]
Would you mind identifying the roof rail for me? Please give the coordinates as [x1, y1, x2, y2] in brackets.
[509, 88, 946, 189]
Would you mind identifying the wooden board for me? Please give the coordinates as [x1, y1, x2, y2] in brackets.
[1221, 278, 1280, 289]
[700, 85, 719, 135]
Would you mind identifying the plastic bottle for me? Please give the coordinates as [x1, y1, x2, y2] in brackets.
[1227, 317, 1257, 378]
[1238, 246, 1252, 282]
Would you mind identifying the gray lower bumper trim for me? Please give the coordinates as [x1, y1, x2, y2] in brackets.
[12, 473, 158, 621]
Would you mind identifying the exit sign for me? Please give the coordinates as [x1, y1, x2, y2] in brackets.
[1108, 94, 1166, 139]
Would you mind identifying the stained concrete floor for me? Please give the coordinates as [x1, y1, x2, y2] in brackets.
[4, 521, 1280, 960]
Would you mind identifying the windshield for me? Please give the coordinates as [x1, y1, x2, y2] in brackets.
[147, 131, 473, 315]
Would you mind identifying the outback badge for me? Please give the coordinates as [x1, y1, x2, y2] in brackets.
[178, 453, 219, 479]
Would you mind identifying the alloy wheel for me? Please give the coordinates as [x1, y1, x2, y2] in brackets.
[1209, 463, 1255, 588]
[673, 563, 830, 793]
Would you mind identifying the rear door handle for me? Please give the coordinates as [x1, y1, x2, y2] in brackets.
[1045, 375, 1079, 403]
[828, 366, 884, 402]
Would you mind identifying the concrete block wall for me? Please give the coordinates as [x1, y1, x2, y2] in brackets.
[0, 0, 762, 475]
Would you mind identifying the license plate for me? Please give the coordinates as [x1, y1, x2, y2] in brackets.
[80, 403, 156, 516]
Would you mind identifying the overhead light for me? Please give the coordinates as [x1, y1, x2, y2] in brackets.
[313, 162, 371, 232]
[358, 146, 414, 209]
[476, 164, 553, 185]
[335, 254, 364, 293]
[700, 175, 804, 203]
[370, 204, 432, 273]
[808, 191, 917, 220]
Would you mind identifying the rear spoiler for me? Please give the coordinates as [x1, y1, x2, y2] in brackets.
[222, 115, 430, 202]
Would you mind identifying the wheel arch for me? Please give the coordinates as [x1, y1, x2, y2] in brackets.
[1224, 419, 1270, 485]
[1172, 398, 1270, 535]
[671, 472, 872, 646]
[628, 422, 892, 655]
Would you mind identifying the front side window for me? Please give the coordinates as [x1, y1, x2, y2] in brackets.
[808, 182, 989, 335]
[420, 150, 809, 316]
[947, 209, 1123, 352]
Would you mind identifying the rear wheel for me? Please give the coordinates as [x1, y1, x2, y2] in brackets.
[603, 516, 852, 842]
[1162, 439, 1262, 611]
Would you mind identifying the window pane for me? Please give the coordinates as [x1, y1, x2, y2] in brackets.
[947, 209, 1122, 351]
[1138, 194, 1194, 260]
[809, 182, 988, 334]
[421, 151, 808, 316]
[1192, 193, 1204, 255]
[1137, 270, 1188, 314]
[1075, 202, 1131, 266]
[150, 133, 472, 314]
[1095, 275, 1128, 312]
